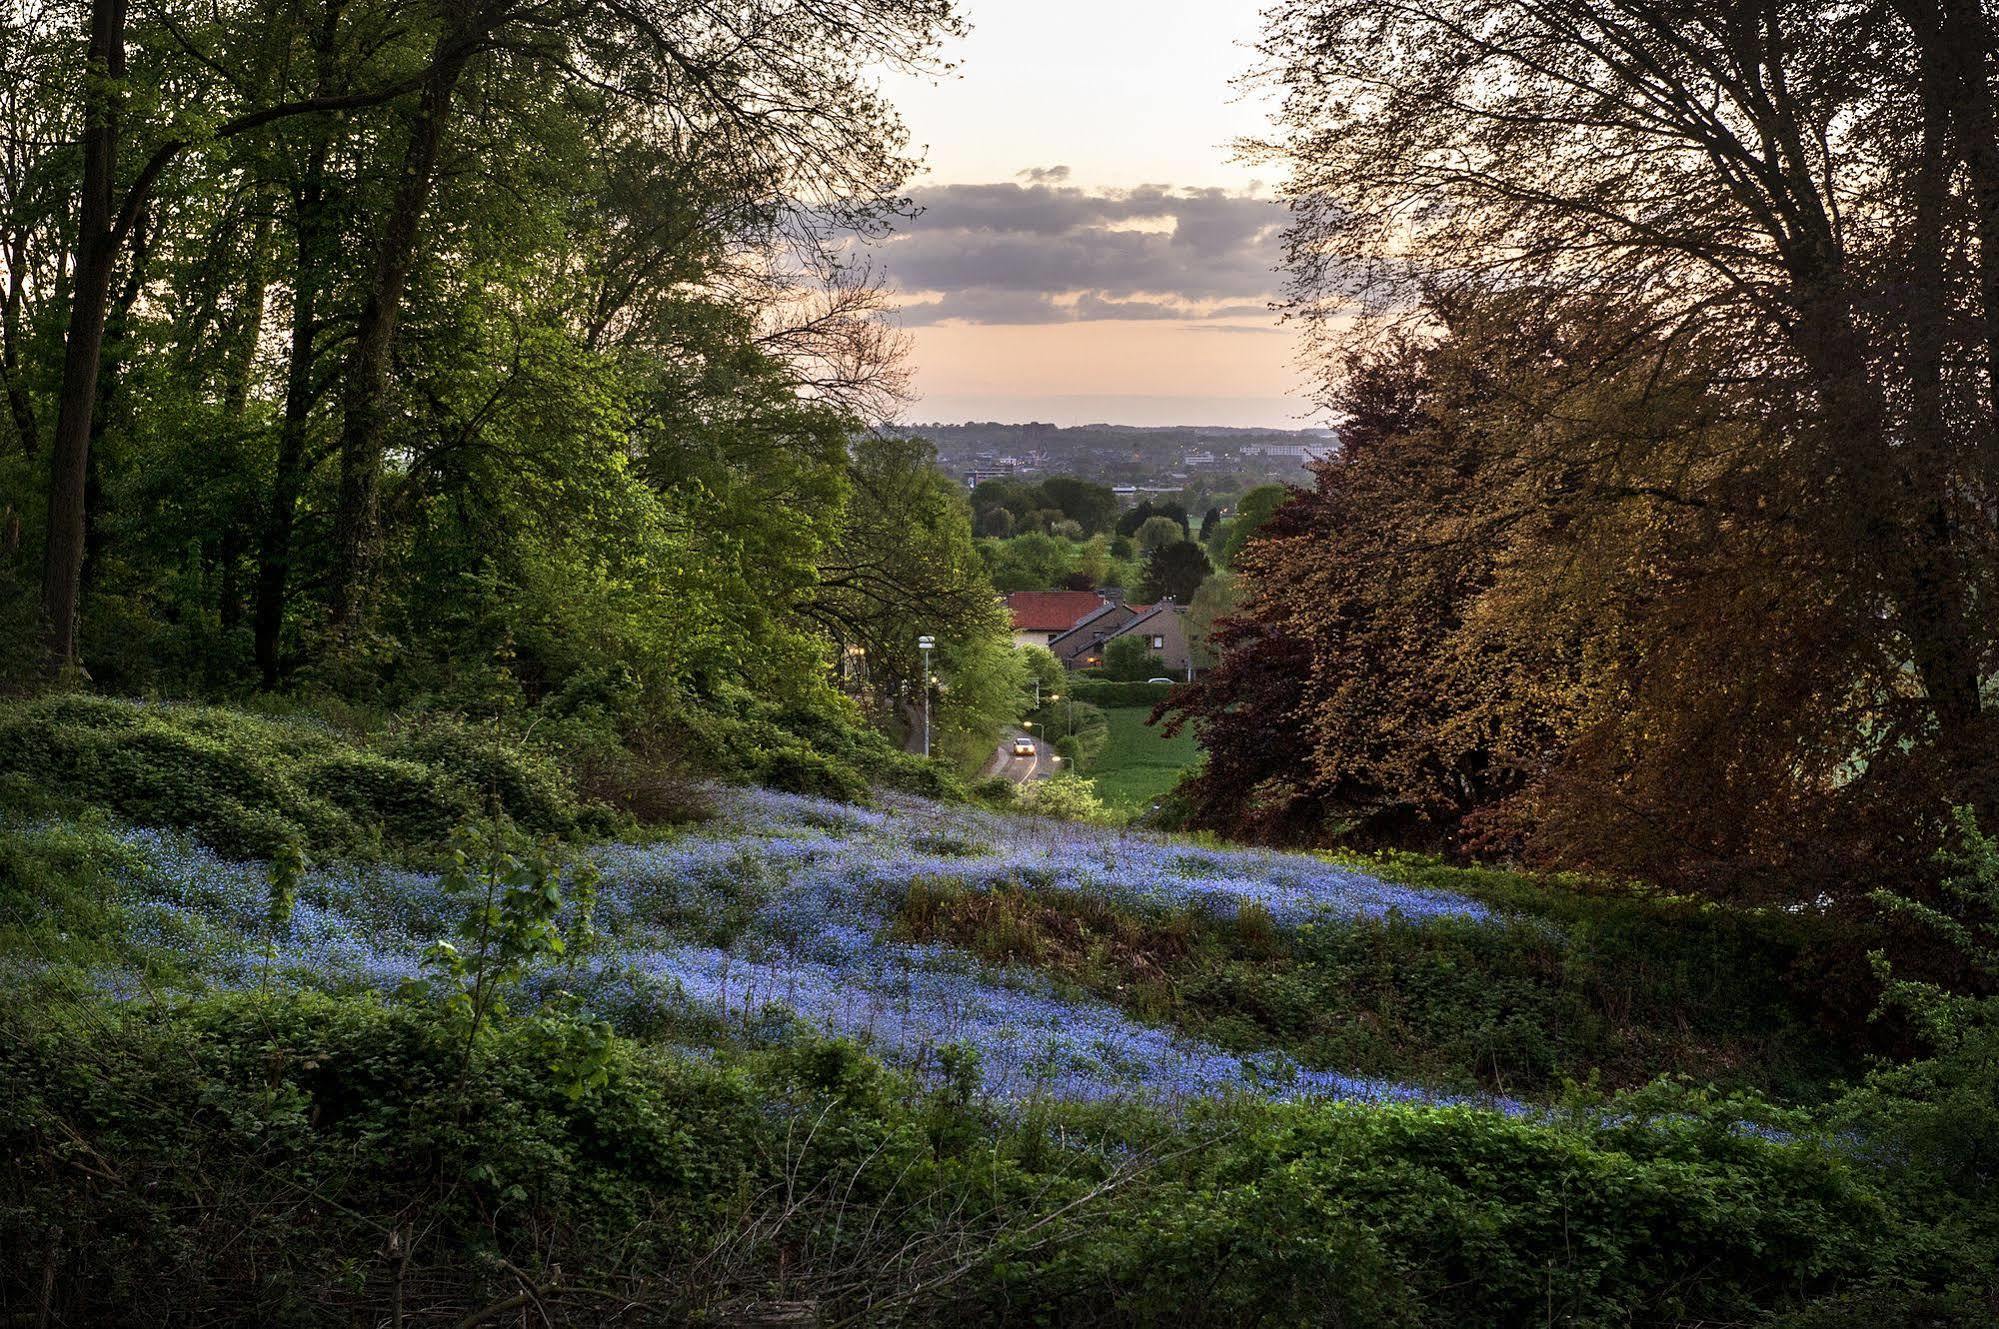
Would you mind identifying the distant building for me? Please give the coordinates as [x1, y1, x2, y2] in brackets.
[1003, 590, 1112, 651]
[1046, 600, 1148, 669]
[1240, 441, 1336, 463]
[963, 461, 1019, 489]
[1099, 602, 1200, 680]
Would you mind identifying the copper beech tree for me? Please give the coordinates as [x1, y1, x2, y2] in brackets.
[1167, 292, 1972, 899]
[1167, 0, 1999, 897]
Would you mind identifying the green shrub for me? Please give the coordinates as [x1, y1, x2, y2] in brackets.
[0, 990, 1964, 1328]
[1017, 773, 1109, 822]
[381, 719, 580, 831]
[0, 697, 579, 859]
[762, 746, 873, 802]
[303, 750, 474, 847]
[1067, 678, 1178, 708]
[674, 684, 975, 805]
[0, 819, 138, 965]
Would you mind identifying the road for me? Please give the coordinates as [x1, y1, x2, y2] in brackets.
[982, 728, 1058, 785]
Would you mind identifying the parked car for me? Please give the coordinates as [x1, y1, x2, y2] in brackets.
[1011, 737, 1037, 757]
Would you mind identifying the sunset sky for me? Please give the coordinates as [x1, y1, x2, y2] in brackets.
[870, 0, 1307, 428]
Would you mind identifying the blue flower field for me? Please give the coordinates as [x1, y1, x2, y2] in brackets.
[108, 786, 1511, 1108]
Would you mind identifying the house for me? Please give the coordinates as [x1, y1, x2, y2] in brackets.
[1099, 602, 1200, 679]
[1047, 600, 1148, 669]
[1004, 590, 1112, 651]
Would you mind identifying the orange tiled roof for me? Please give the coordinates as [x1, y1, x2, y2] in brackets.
[1004, 590, 1110, 633]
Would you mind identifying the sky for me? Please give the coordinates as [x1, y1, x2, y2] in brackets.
[868, 1, 1309, 429]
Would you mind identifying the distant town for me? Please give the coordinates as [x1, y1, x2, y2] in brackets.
[888, 421, 1340, 494]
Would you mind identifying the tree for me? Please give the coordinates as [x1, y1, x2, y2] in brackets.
[1252, 0, 1999, 826]
[1165, 291, 1945, 895]
[1218, 484, 1291, 568]
[1185, 572, 1236, 670]
[21, 0, 966, 671]
[34, 0, 455, 671]
[978, 533, 1075, 592]
[1116, 498, 1188, 539]
[1020, 644, 1064, 702]
[1139, 540, 1212, 605]
[1133, 515, 1184, 557]
[1102, 635, 1165, 682]
[1037, 475, 1119, 535]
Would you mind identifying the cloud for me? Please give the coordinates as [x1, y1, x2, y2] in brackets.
[877, 180, 1285, 326]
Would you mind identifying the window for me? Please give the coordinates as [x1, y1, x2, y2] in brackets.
[1149, 635, 1165, 649]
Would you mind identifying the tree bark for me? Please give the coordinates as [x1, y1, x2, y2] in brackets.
[328, 31, 472, 628]
[253, 0, 346, 687]
[40, 0, 127, 672]
[254, 156, 330, 687]
[82, 207, 149, 597]
[2, 223, 36, 457]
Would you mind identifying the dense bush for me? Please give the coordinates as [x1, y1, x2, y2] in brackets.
[1066, 678, 1178, 708]
[677, 684, 968, 804]
[0, 696, 581, 858]
[0, 818, 137, 966]
[3, 989, 1981, 1327]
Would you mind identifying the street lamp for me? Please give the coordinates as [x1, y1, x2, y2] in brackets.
[917, 634, 935, 758]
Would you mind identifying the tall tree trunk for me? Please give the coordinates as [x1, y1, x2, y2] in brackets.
[81, 207, 149, 597]
[1898, 38, 1985, 760]
[1933, 0, 1999, 440]
[254, 153, 330, 687]
[40, 0, 127, 673]
[328, 32, 471, 628]
[2, 225, 36, 457]
[221, 207, 275, 418]
[254, 0, 349, 686]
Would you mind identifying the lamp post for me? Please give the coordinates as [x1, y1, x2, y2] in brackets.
[917, 634, 935, 758]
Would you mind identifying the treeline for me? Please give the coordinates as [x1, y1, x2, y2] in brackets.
[972, 478, 1284, 618]
[1171, 0, 1999, 910]
[0, 0, 1025, 776]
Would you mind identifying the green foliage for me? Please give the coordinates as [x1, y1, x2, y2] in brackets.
[1067, 678, 1178, 707]
[1016, 772, 1110, 822]
[977, 531, 1142, 594]
[1138, 538, 1213, 604]
[1133, 514, 1186, 557]
[382, 719, 584, 833]
[970, 474, 1120, 536]
[899, 861, 1865, 1102]
[0, 696, 579, 858]
[1020, 644, 1065, 700]
[0, 819, 139, 966]
[1102, 635, 1167, 682]
[677, 683, 966, 805]
[816, 436, 1025, 770]
[1, 986, 1978, 1326]
[1217, 483, 1292, 567]
[1835, 809, 1999, 1240]
[1032, 697, 1108, 769]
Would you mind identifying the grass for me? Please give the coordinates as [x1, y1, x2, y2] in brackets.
[1087, 706, 1201, 814]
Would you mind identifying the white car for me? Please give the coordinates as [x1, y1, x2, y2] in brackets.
[1011, 737, 1038, 757]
